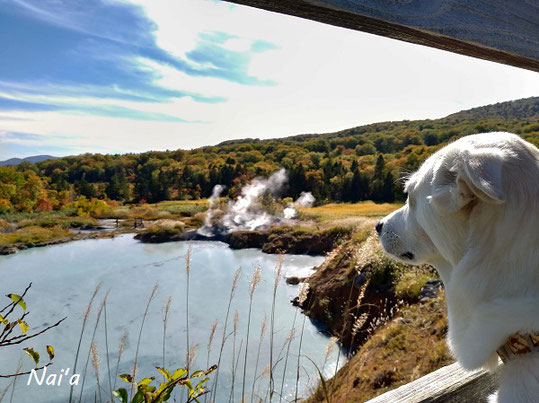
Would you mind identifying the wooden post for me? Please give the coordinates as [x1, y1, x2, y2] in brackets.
[225, 0, 539, 72]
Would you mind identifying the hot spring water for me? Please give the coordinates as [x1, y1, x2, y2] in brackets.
[0, 235, 341, 402]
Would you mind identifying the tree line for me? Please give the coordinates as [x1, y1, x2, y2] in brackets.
[1, 97, 537, 214]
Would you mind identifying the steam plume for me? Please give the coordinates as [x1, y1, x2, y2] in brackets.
[197, 185, 224, 236]
[283, 191, 315, 219]
[221, 169, 287, 231]
[199, 169, 316, 235]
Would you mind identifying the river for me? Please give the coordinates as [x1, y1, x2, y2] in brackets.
[0, 234, 341, 402]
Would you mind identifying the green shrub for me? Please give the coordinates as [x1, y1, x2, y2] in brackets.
[395, 269, 435, 300]
[146, 220, 185, 235]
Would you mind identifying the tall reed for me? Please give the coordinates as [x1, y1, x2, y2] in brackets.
[69, 281, 102, 403]
[204, 319, 218, 403]
[211, 267, 241, 403]
[90, 343, 102, 403]
[279, 309, 297, 402]
[258, 363, 271, 401]
[241, 265, 262, 402]
[250, 314, 267, 403]
[188, 344, 199, 368]
[103, 300, 112, 403]
[79, 290, 109, 403]
[113, 330, 128, 390]
[8, 359, 23, 403]
[347, 281, 369, 360]
[334, 279, 357, 376]
[130, 283, 158, 398]
[295, 282, 309, 402]
[162, 296, 173, 375]
[269, 255, 283, 402]
[228, 310, 239, 403]
[184, 244, 192, 372]
[0, 384, 8, 402]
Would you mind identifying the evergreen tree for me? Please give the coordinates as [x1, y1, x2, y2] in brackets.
[106, 173, 130, 201]
[77, 174, 96, 198]
[382, 171, 395, 202]
[289, 164, 306, 198]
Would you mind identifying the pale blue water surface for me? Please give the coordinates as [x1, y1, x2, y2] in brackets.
[0, 235, 342, 402]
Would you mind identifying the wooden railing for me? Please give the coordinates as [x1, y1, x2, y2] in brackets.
[366, 362, 499, 402]
[225, 0, 539, 72]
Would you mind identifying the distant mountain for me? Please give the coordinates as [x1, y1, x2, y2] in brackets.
[0, 155, 57, 166]
[218, 96, 539, 146]
[445, 97, 539, 121]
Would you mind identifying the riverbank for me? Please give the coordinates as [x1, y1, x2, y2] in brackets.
[306, 295, 453, 402]
[1, 200, 400, 256]
[134, 224, 356, 255]
[0, 226, 138, 255]
[0, 200, 208, 255]
[294, 228, 452, 401]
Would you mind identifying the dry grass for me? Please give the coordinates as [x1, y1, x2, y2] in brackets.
[146, 219, 186, 235]
[306, 294, 453, 402]
[300, 201, 402, 221]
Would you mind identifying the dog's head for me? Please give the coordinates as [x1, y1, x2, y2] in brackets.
[377, 132, 535, 269]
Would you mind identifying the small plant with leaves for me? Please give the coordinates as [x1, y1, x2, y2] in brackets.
[113, 364, 217, 403]
[0, 283, 65, 379]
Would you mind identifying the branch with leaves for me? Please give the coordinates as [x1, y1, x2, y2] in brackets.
[113, 364, 217, 403]
[0, 283, 64, 378]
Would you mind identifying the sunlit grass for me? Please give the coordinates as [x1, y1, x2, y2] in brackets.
[154, 200, 209, 215]
[301, 201, 402, 220]
[0, 225, 69, 246]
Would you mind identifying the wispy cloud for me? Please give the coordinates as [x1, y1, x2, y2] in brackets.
[65, 104, 209, 123]
[0, 96, 61, 112]
[2, 0, 535, 161]
[0, 130, 117, 159]
[0, 0, 278, 94]
[0, 0, 278, 145]
[0, 93, 210, 123]
[183, 33, 277, 86]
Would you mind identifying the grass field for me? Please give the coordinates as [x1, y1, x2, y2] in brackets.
[301, 201, 402, 220]
[0, 225, 69, 246]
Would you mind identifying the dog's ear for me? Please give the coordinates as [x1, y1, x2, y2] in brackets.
[456, 148, 505, 204]
[430, 148, 505, 210]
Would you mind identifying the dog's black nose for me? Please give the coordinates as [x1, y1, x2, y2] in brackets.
[375, 221, 383, 234]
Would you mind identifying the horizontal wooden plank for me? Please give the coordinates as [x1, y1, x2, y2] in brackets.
[366, 362, 499, 402]
[225, 0, 539, 72]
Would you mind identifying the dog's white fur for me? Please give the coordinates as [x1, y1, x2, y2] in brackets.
[377, 132, 539, 402]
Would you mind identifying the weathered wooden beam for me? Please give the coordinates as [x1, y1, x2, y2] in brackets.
[366, 362, 499, 402]
[225, 0, 539, 72]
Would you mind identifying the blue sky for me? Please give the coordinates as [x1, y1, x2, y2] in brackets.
[0, 0, 538, 160]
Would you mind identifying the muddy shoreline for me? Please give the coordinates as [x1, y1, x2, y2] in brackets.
[134, 225, 353, 256]
[0, 228, 137, 255]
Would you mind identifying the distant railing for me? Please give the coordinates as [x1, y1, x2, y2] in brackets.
[366, 362, 499, 402]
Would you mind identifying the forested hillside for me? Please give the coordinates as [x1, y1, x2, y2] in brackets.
[1, 97, 537, 213]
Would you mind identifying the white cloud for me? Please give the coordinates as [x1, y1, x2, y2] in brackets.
[2, 0, 538, 159]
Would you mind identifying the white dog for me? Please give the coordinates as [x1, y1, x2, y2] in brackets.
[377, 132, 539, 402]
